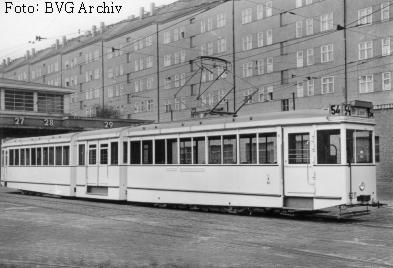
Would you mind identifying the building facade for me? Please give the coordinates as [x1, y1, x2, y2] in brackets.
[1, 0, 393, 198]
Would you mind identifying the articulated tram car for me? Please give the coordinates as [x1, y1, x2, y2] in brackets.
[0, 110, 377, 213]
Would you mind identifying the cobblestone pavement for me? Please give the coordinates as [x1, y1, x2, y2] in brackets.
[0, 188, 392, 268]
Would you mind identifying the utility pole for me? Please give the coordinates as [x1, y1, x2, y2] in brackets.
[343, 0, 348, 104]
[101, 40, 105, 109]
[232, 0, 236, 113]
[156, 24, 161, 123]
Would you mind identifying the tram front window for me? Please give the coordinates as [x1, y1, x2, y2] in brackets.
[317, 130, 341, 164]
[288, 133, 310, 164]
[347, 130, 373, 164]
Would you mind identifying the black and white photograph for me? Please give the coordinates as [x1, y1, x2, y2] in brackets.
[0, 0, 392, 267]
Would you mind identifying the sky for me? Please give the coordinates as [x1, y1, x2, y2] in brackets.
[0, 0, 177, 60]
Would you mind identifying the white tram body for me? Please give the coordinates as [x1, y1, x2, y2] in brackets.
[0, 110, 377, 212]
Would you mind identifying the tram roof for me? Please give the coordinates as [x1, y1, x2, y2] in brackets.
[2, 109, 375, 147]
[124, 109, 375, 137]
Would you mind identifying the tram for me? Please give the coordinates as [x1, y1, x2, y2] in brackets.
[0, 109, 378, 215]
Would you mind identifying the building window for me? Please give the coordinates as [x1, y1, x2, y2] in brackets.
[242, 35, 253, 51]
[257, 5, 264, 20]
[217, 38, 227, 53]
[281, 99, 289, 111]
[306, 18, 313, 35]
[359, 75, 374, 93]
[296, 0, 302, 8]
[358, 7, 372, 25]
[296, 21, 303, 38]
[242, 8, 252, 24]
[146, 77, 154, 90]
[307, 79, 315, 96]
[297, 82, 304, 97]
[266, 29, 273, 45]
[306, 0, 312, 4]
[321, 76, 334, 94]
[207, 42, 214, 55]
[382, 2, 390, 21]
[164, 77, 171, 89]
[358, 41, 373, 60]
[242, 62, 253, 77]
[382, 38, 391, 56]
[163, 31, 171, 44]
[383, 72, 392, 91]
[257, 60, 264, 75]
[217, 13, 226, 28]
[164, 55, 171, 67]
[267, 86, 273, 100]
[267, 57, 273, 73]
[207, 18, 213, 31]
[147, 100, 153, 112]
[174, 74, 180, 87]
[381, 72, 392, 91]
[307, 48, 314, 65]
[321, 44, 334, 63]
[257, 32, 264, 47]
[320, 13, 333, 31]
[296, 50, 304, 68]
[201, 20, 206, 33]
[266, 1, 272, 17]
[146, 56, 153, 68]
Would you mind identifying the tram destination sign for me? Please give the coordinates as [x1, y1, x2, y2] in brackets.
[330, 102, 373, 118]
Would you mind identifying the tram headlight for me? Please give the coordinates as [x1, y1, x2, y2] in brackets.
[359, 182, 366, 191]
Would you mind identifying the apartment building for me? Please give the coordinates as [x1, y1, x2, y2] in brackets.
[1, 0, 393, 197]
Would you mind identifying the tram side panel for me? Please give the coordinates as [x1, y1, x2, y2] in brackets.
[126, 166, 282, 208]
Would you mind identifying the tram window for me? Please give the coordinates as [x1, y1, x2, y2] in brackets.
[317, 130, 341, 164]
[31, 148, 36, 165]
[167, 139, 178, 164]
[180, 138, 192, 164]
[63, 146, 70, 165]
[130, 141, 141, 164]
[49, 147, 55, 165]
[259, 133, 277, 164]
[142, 140, 153, 164]
[20, 149, 25, 166]
[155, 140, 166, 164]
[14, 150, 19, 166]
[347, 130, 373, 164]
[375, 136, 380, 163]
[223, 135, 237, 164]
[111, 142, 118, 165]
[26, 149, 30, 165]
[240, 134, 257, 164]
[100, 144, 109, 165]
[9, 150, 14, 166]
[208, 136, 221, 164]
[193, 137, 206, 164]
[288, 133, 310, 164]
[43, 147, 49, 165]
[37, 148, 42, 165]
[55, 147, 62, 165]
[78, 144, 85, 165]
[89, 145, 97, 165]
[123, 142, 128, 164]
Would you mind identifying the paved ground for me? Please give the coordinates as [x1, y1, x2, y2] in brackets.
[0, 188, 392, 268]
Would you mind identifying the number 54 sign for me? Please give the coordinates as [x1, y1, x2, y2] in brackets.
[330, 104, 352, 116]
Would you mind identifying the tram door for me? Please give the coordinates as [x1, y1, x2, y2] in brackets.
[283, 127, 316, 197]
[86, 141, 110, 186]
